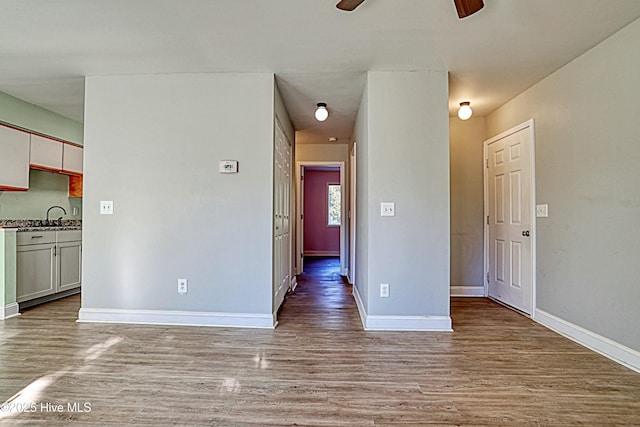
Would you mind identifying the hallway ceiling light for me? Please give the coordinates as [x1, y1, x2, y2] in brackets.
[315, 103, 329, 122]
[458, 101, 473, 120]
[328, 137, 337, 142]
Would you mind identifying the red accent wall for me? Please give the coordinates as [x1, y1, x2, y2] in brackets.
[303, 170, 340, 255]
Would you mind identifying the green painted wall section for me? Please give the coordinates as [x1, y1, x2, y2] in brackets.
[0, 91, 83, 145]
[0, 170, 82, 220]
[0, 230, 18, 307]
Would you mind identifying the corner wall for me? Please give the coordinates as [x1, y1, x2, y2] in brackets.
[449, 117, 486, 296]
[487, 18, 640, 357]
[80, 73, 276, 328]
[354, 71, 451, 330]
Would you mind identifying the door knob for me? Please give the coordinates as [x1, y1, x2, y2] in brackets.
[522, 230, 530, 237]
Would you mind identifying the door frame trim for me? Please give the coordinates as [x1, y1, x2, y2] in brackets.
[348, 142, 356, 285]
[296, 161, 347, 276]
[483, 119, 537, 318]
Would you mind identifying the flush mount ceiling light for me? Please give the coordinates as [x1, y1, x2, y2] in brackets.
[328, 137, 338, 142]
[315, 103, 329, 122]
[458, 101, 473, 120]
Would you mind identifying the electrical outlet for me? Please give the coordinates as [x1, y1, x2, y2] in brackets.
[178, 279, 188, 295]
[380, 283, 390, 298]
[100, 200, 113, 215]
[536, 204, 548, 217]
[381, 202, 395, 217]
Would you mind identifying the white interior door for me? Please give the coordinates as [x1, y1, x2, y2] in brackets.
[486, 122, 534, 314]
[273, 118, 291, 311]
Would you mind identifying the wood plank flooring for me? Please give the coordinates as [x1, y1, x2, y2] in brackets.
[1, 256, 639, 425]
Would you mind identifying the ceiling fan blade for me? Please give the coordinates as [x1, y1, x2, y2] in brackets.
[453, 0, 484, 18]
[336, 0, 366, 12]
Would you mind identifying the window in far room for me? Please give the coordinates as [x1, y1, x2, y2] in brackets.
[327, 183, 341, 226]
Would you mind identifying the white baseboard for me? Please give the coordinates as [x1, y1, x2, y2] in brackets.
[290, 276, 298, 292]
[304, 251, 340, 257]
[352, 285, 368, 328]
[78, 308, 276, 329]
[450, 286, 485, 297]
[1, 303, 20, 320]
[535, 309, 640, 373]
[341, 267, 348, 276]
[352, 286, 452, 332]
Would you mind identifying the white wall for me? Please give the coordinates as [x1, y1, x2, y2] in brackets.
[449, 117, 486, 295]
[353, 84, 370, 309]
[295, 143, 348, 163]
[487, 18, 640, 352]
[354, 71, 451, 329]
[81, 73, 276, 326]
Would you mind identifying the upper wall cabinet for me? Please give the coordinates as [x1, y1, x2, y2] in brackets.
[30, 134, 64, 171]
[30, 134, 83, 176]
[0, 124, 30, 191]
[62, 143, 83, 175]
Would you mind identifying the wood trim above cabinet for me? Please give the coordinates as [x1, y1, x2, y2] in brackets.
[0, 185, 28, 191]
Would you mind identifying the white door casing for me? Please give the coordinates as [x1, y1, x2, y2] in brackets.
[348, 143, 357, 284]
[484, 120, 535, 315]
[295, 161, 347, 276]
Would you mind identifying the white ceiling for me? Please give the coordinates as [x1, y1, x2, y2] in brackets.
[1, 0, 640, 144]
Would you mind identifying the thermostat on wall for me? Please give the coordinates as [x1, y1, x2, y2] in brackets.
[219, 160, 238, 174]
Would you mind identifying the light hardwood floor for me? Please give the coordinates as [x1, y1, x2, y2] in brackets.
[1, 257, 639, 426]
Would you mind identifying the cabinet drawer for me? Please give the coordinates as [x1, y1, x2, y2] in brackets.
[17, 231, 56, 245]
[56, 230, 82, 243]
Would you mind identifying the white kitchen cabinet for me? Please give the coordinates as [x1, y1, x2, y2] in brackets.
[0, 124, 30, 191]
[57, 230, 82, 292]
[62, 143, 83, 175]
[16, 230, 82, 305]
[30, 134, 63, 171]
[16, 231, 57, 302]
[30, 134, 83, 176]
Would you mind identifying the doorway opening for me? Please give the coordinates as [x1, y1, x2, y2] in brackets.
[295, 162, 347, 278]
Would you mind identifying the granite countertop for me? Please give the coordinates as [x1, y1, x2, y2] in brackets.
[0, 219, 82, 232]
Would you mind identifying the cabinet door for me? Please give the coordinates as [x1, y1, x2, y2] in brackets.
[30, 134, 63, 171]
[0, 125, 30, 190]
[58, 241, 82, 292]
[16, 243, 57, 302]
[62, 143, 83, 175]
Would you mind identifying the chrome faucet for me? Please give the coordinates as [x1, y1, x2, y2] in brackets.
[46, 205, 67, 226]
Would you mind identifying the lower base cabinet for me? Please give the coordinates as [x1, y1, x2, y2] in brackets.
[17, 230, 82, 304]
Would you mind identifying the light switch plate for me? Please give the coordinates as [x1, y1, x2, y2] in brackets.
[100, 200, 113, 215]
[380, 283, 390, 298]
[536, 204, 548, 218]
[178, 279, 188, 295]
[381, 202, 395, 217]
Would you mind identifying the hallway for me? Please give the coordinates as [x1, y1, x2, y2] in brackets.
[277, 256, 359, 330]
[0, 260, 638, 425]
